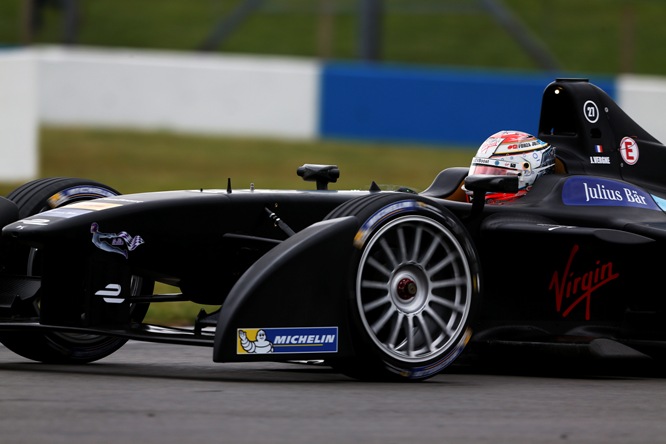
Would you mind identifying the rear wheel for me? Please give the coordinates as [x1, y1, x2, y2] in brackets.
[0, 178, 153, 363]
[327, 193, 480, 381]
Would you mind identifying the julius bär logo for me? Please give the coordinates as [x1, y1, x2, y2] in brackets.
[548, 244, 619, 320]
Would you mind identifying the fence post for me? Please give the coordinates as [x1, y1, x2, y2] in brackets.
[358, 0, 383, 61]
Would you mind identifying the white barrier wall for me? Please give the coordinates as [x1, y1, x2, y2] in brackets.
[0, 50, 38, 181]
[617, 74, 666, 144]
[37, 46, 319, 139]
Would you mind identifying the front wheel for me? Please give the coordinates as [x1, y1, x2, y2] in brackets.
[0, 177, 153, 364]
[327, 193, 480, 381]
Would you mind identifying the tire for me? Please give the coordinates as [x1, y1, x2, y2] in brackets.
[0, 178, 153, 364]
[327, 193, 480, 381]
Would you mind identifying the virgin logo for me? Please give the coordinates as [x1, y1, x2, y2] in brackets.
[548, 244, 619, 320]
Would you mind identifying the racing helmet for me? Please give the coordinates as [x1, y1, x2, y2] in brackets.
[467, 130, 556, 203]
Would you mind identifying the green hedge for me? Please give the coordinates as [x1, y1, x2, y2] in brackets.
[1, 0, 665, 75]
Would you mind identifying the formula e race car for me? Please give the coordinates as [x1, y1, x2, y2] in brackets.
[1, 78, 665, 381]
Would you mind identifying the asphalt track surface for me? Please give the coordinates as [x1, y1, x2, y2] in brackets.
[1, 341, 665, 444]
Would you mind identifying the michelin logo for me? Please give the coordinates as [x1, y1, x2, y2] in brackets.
[237, 327, 338, 355]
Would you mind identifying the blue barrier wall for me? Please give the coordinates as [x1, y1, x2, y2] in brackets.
[319, 63, 616, 147]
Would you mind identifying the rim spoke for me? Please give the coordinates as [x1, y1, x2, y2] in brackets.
[427, 252, 457, 275]
[366, 256, 392, 278]
[371, 305, 396, 334]
[361, 279, 390, 291]
[363, 293, 391, 312]
[405, 315, 415, 357]
[425, 306, 456, 337]
[410, 225, 423, 262]
[416, 313, 435, 353]
[431, 276, 468, 290]
[430, 295, 466, 313]
[387, 311, 405, 349]
[379, 238, 398, 268]
[418, 235, 439, 266]
[396, 226, 408, 263]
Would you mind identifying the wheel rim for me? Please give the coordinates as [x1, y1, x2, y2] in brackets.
[355, 215, 473, 363]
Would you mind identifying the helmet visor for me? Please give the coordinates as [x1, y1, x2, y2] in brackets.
[468, 157, 527, 177]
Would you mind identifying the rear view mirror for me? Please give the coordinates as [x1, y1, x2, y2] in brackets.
[464, 174, 519, 212]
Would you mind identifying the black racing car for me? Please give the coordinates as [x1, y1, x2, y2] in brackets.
[0, 78, 665, 381]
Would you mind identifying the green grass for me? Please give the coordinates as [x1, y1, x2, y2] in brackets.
[1, 0, 665, 75]
[2, 126, 474, 325]
[26, 126, 474, 194]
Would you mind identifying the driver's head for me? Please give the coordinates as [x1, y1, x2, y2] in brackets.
[467, 130, 556, 203]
